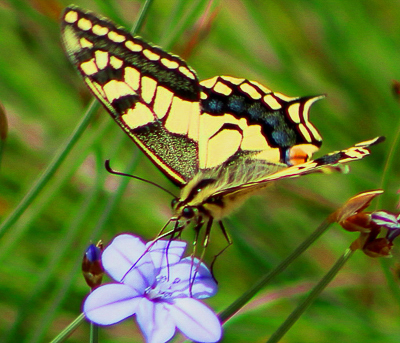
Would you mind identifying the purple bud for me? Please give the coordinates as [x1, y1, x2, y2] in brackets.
[82, 242, 104, 289]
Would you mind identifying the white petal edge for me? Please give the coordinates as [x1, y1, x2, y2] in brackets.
[168, 298, 222, 342]
[84, 283, 142, 325]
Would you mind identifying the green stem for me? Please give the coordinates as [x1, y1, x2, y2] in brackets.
[132, 0, 154, 35]
[90, 323, 99, 343]
[219, 218, 333, 323]
[0, 100, 99, 239]
[0, 0, 154, 240]
[266, 248, 354, 343]
[49, 313, 85, 343]
[380, 258, 400, 305]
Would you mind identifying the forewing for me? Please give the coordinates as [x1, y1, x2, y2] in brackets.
[61, 6, 201, 186]
[198, 76, 323, 170]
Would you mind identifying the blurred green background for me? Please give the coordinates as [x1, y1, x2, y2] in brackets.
[0, 0, 399, 342]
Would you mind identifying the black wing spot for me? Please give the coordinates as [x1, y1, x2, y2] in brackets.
[227, 95, 246, 114]
[76, 48, 93, 63]
[206, 98, 224, 113]
[272, 130, 296, 146]
[92, 65, 125, 84]
[316, 152, 342, 165]
[112, 94, 140, 114]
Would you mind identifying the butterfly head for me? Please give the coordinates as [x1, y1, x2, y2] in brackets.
[171, 176, 224, 223]
[171, 198, 199, 222]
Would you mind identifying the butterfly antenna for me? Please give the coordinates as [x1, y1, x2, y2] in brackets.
[105, 160, 177, 198]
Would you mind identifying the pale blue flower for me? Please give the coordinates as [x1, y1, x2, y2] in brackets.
[83, 234, 221, 343]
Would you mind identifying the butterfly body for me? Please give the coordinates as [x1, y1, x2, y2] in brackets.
[61, 6, 383, 238]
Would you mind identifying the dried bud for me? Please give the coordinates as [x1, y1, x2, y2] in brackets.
[363, 238, 393, 258]
[332, 190, 383, 232]
[340, 212, 375, 233]
[82, 241, 104, 289]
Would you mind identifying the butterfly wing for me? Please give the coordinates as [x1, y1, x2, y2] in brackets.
[198, 76, 323, 170]
[214, 136, 384, 198]
[61, 6, 201, 186]
[177, 77, 383, 219]
[194, 75, 383, 197]
[176, 75, 335, 216]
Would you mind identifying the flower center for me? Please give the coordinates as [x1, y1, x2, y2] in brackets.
[145, 275, 181, 300]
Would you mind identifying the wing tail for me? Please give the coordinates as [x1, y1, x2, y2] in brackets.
[218, 136, 384, 196]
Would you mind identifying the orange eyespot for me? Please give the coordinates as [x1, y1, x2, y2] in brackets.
[286, 144, 315, 165]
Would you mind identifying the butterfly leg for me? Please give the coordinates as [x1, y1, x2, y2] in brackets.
[185, 219, 203, 295]
[191, 218, 204, 256]
[210, 221, 233, 277]
[156, 219, 184, 240]
[187, 218, 217, 295]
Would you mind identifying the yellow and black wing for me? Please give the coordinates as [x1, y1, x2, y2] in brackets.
[211, 136, 384, 199]
[61, 5, 201, 187]
[198, 76, 323, 170]
[63, 6, 376, 197]
[193, 77, 383, 199]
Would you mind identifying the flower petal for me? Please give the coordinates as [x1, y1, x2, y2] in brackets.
[371, 211, 400, 229]
[102, 234, 155, 290]
[158, 257, 217, 299]
[147, 239, 187, 272]
[84, 283, 142, 325]
[168, 298, 222, 342]
[136, 299, 176, 343]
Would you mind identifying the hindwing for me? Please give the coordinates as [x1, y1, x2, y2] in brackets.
[217, 136, 384, 198]
[198, 76, 323, 170]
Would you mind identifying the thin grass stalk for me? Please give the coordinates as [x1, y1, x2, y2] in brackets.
[49, 314, 85, 343]
[219, 218, 334, 323]
[266, 248, 354, 343]
[0, 100, 99, 239]
[0, 0, 154, 240]
[90, 323, 99, 343]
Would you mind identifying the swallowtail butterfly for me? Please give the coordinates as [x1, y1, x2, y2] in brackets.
[61, 6, 383, 244]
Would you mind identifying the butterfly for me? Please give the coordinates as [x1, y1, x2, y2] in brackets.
[61, 5, 383, 245]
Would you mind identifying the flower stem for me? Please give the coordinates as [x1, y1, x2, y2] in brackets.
[0, 100, 99, 239]
[219, 217, 334, 323]
[132, 0, 154, 35]
[266, 248, 354, 343]
[0, 0, 154, 241]
[90, 323, 99, 343]
[49, 313, 85, 343]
